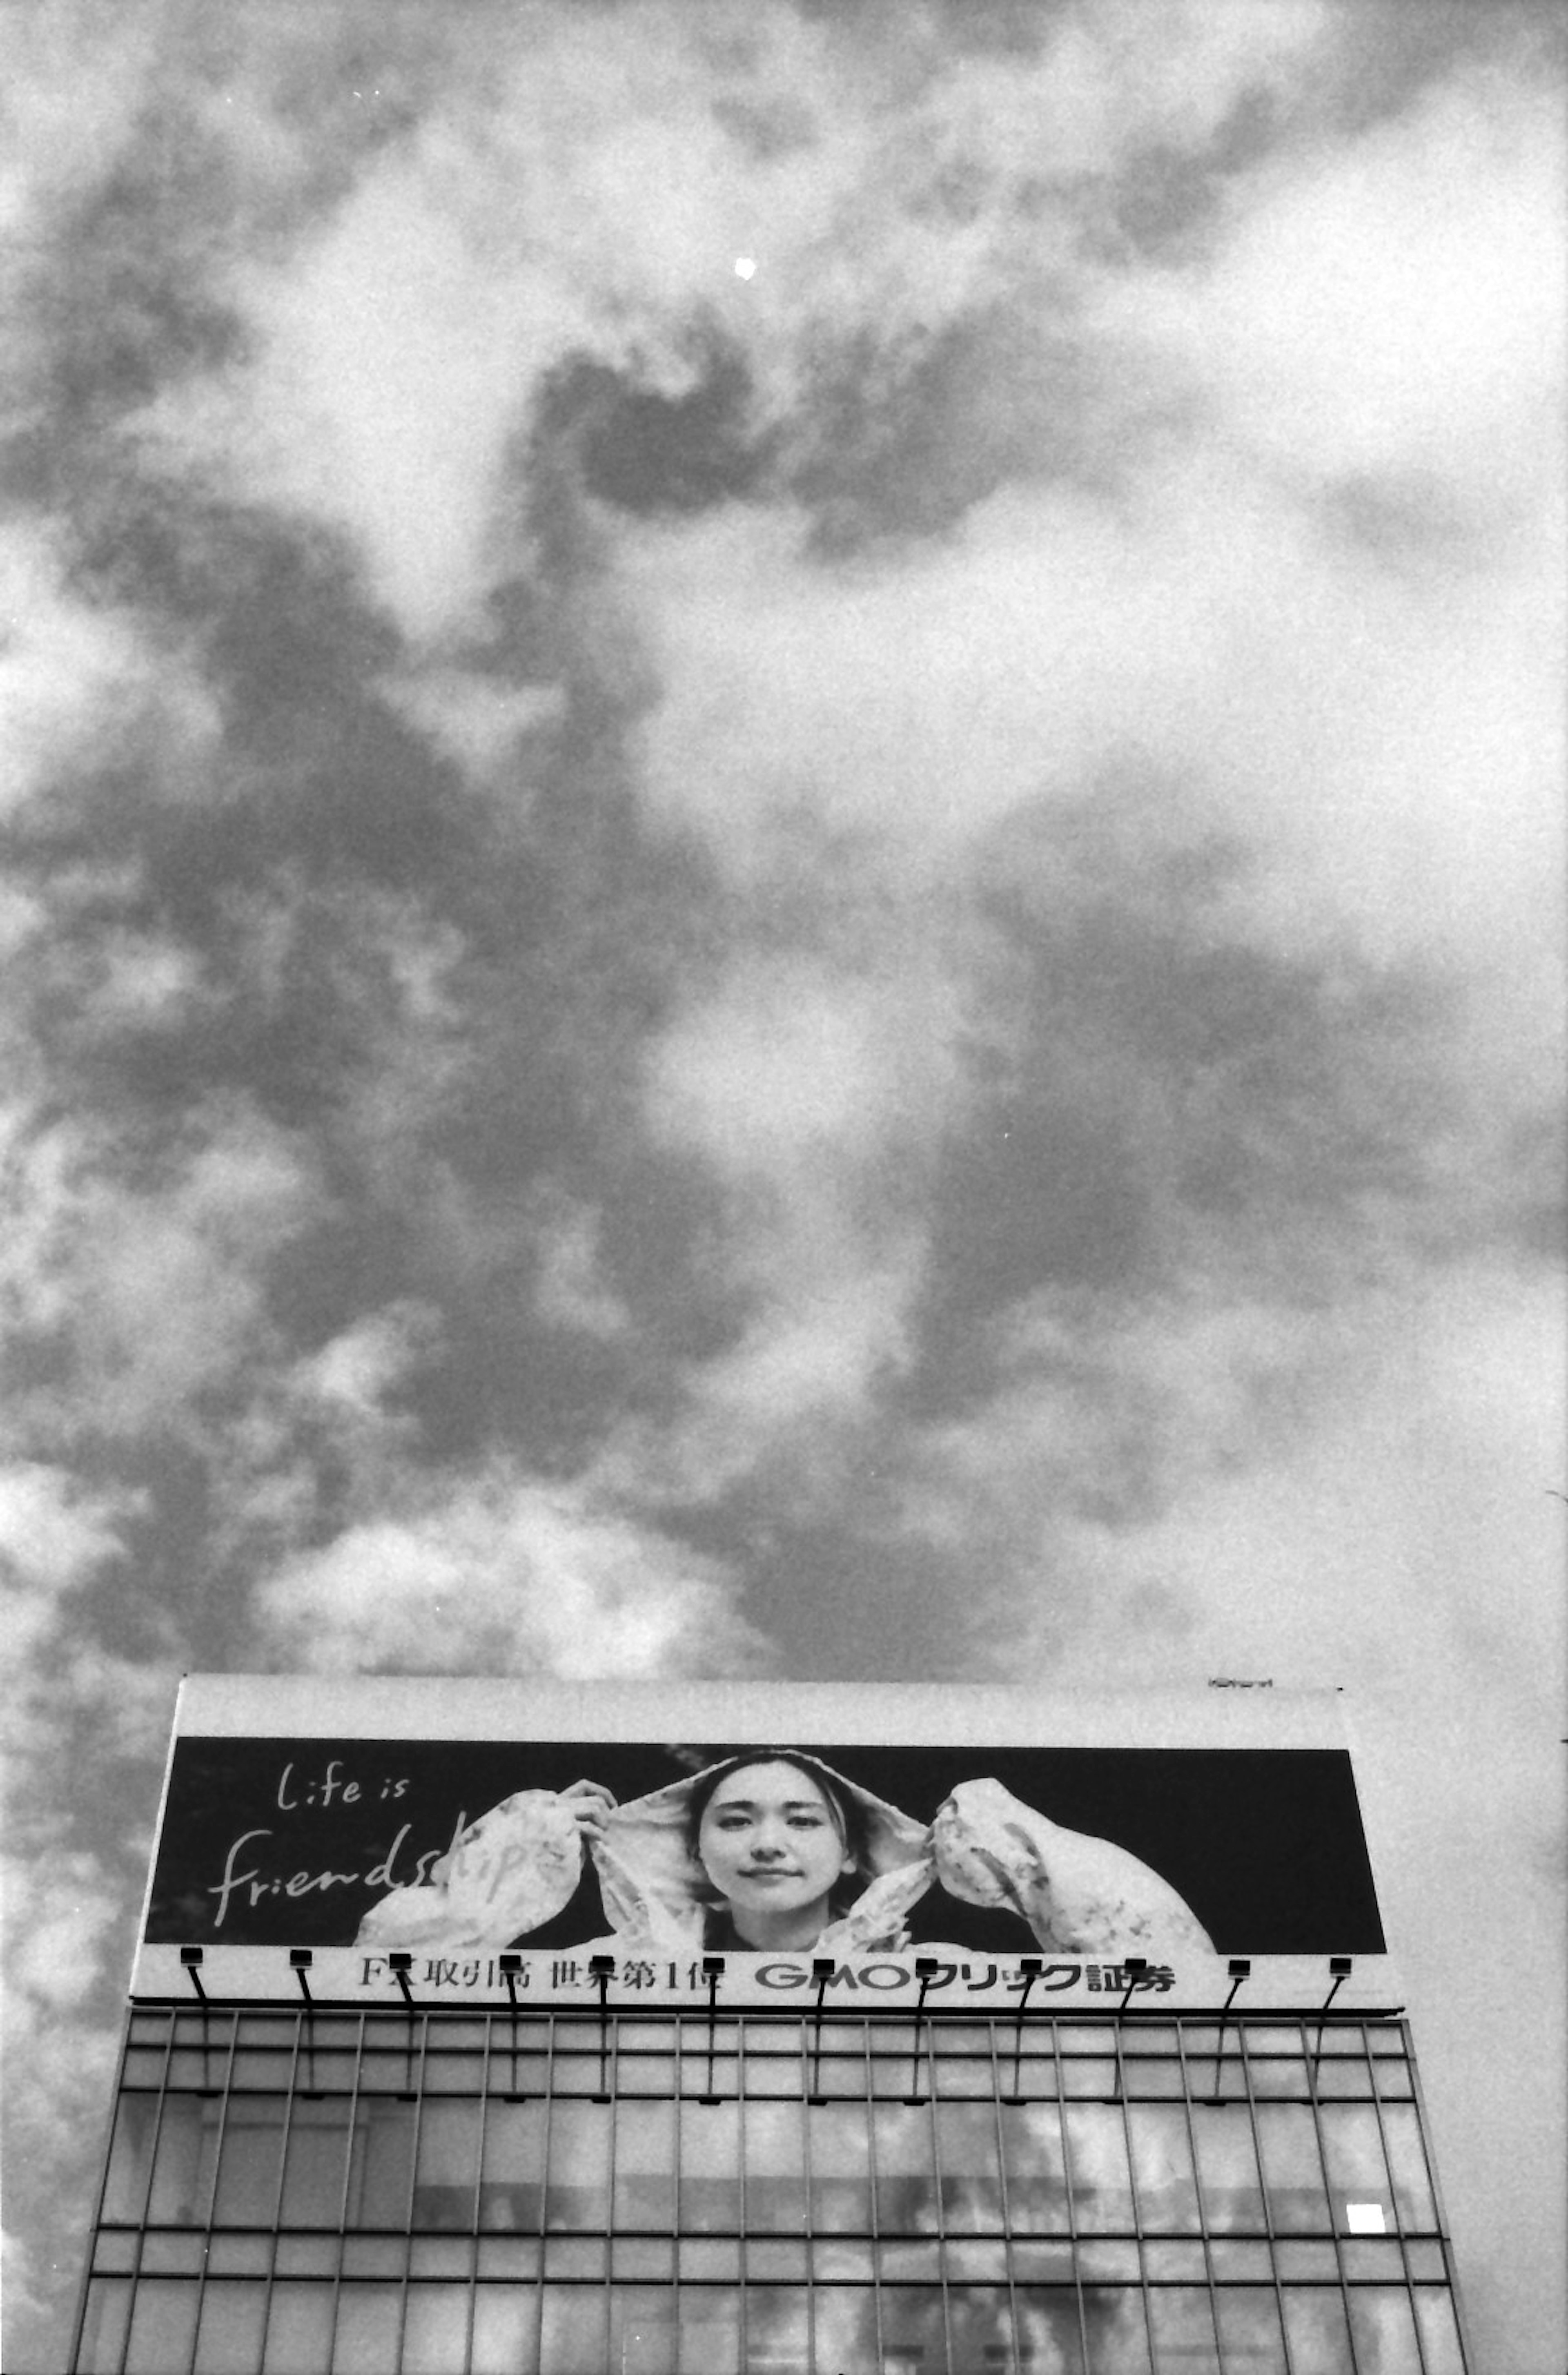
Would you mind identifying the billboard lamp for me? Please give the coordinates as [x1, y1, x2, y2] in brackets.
[1005, 1958, 1043, 2102]
[1207, 1959, 1252, 2100]
[591, 1947, 617, 2099]
[289, 1948, 314, 2006]
[1313, 1957, 1353, 2070]
[496, 1956, 527, 2094]
[807, 1959, 835, 2102]
[1116, 1956, 1150, 2015]
[698, 1957, 726, 2101]
[385, 1954, 419, 2089]
[904, 1957, 941, 2102]
[179, 1946, 207, 2005]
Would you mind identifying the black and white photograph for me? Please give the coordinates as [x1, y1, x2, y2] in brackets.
[4, 3, 1561, 2368]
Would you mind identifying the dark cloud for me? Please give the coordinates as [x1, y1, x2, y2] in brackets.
[542, 337, 778, 517]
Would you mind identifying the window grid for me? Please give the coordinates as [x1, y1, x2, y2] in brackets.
[76, 2011, 1470, 2375]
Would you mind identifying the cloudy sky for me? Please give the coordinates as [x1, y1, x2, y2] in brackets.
[2, 0, 1563, 2364]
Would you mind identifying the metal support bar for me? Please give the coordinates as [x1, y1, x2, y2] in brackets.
[589, 1954, 615, 2100]
[904, 1958, 940, 2102]
[699, 1956, 725, 2102]
[807, 1958, 835, 2102]
[1203, 1957, 1252, 2100]
[1006, 1957, 1042, 2101]
[1313, 1957, 1353, 2072]
[499, 1954, 525, 2096]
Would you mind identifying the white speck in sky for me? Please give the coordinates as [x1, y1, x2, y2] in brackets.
[733, 256, 757, 280]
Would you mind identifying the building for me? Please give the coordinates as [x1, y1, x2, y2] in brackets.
[72, 1678, 1475, 2374]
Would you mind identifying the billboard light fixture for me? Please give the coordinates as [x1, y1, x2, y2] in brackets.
[1207, 1959, 1254, 2099]
[904, 1958, 942, 2102]
[807, 1960, 836, 2103]
[699, 1956, 726, 2099]
[1314, 1957, 1354, 2069]
[1005, 1958, 1045, 2101]
[588, 1956, 615, 2098]
[179, 1946, 207, 2004]
[1116, 1956, 1150, 2014]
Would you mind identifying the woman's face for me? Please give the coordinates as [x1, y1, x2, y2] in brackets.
[696, 1761, 855, 1937]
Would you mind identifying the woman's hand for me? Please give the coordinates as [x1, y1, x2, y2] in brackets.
[559, 1779, 617, 1843]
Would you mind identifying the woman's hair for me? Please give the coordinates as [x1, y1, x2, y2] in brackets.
[684, 1750, 872, 1931]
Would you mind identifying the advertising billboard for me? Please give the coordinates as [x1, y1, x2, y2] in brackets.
[131, 1678, 1395, 2011]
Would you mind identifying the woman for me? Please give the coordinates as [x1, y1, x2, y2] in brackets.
[356, 1747, 1216, 1962]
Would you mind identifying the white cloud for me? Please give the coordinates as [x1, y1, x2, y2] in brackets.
[1129, 64, 1566, 492]
[532, 1198, 631, 1342]
[5, 1106, 322, 1441]
[296, 1302, 441, 1418]
[0, 1463, 134, 1664]
[0, 0, 156, 237]
[644, 955, 921, 1180]
[255, 1470, 768, 1677]
[0, 526, 219, 820]
[379, 667, 566, 780]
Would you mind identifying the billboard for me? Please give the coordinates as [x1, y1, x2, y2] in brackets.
[131, 1679, 1396, 2011]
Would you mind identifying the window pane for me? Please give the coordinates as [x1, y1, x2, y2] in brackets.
[147, 2098, 215, 2226]
[1085, 2284, 1152, 2375]
[262, 2281, 336, 2373]
[607, 2287, 677, 2375]
[1255, 2103, 1329, 2229]
[875, 2286, 945, 2373]
[76, 2279, 132, 2375]
[808, 2102, 871, 2233]
[1000, 2103, 1070, 2233]
[678, 2284, 740, 2375]
[1212, 2289, 1286, 2373]
[546, 2100, 611, 2230]
[742, 2098, 806, 2234]
[1018, 2287, 1087, 2375]
[1062, 2104, 1132, 2230]
[1414, 2289, 1467, 2375]
[1127, 2102, 1198, 2230]
[1318, 2103, 1392, 2230]
[103, 2097, 159, 2223]
[1148, 2288, 1221, 2375]
[1190, 2103, 1265, 2231]
[947, 2282, 1017, 2365]
[472, 2283, 542, 2375]
[1347, 2291, 1422, 2375]
[403, 2284, 474, 2375]
[935, 2100, 1004, 2232]
[330, 2280, 401, 2375]
[678, 2098, 735, 2234]
[480, 2098, 546, 2232]
[743, 2284, 809, 2372]
[539, 2284, 607, 2375]
[1380, 2104, 1437, 2230]
[125, 2277, 199, 2374]
[617, 2100, 677, 2229]
[414, 2101, 480, 2231]
[874, 2103, 936, 2236]
[195, 2279, 268, 2375]
[348, 2101, 416, 2228]
[282, 2101, 355, 2228]
[214, 2103, 287, 2228]
[1280, 2287, 1354, 2375]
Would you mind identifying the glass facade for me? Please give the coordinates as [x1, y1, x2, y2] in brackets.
[75, 2007, 1470, 2375]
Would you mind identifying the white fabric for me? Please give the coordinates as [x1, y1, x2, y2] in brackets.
[355, 1759, 1214, 1958]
